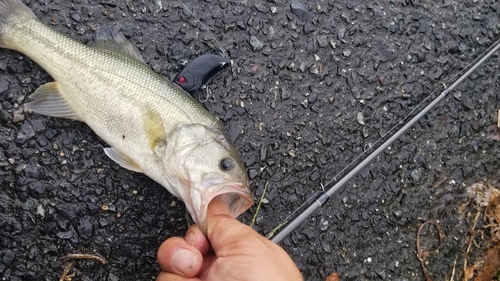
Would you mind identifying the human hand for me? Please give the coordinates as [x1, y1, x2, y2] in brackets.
[156, 199, 303, 281]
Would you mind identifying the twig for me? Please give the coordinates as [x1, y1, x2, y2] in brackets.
[416, 221, 445, 281]
[433, 176, 448, 189]
[250, 181, 268, 228]
[58, 261, 74, 281]
[463, 210, 482, 281]
[449, 258, 457, 281]
[61, 253, 107, 265]
[266, 220, 288, 240]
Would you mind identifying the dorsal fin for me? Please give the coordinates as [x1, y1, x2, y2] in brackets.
[94, 25, 145, 63]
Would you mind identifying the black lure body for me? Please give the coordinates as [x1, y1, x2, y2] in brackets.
[174, 54, 230, 92]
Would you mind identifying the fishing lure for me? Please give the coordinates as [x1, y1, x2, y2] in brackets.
[174, 54, 229, 92]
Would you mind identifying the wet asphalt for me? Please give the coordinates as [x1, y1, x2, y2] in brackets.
[1, 0, 500, 280]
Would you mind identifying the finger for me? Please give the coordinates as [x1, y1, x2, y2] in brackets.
[157, 237, 203, 277]
[156, 271, 200, 281]
[185, 224, 211, 255]
[197, 252, 216, 280]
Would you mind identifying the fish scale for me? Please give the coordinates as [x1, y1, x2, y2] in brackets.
[0, 0, 253, 232]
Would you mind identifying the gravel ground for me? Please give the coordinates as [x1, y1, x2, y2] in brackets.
[1, 0, 500, 280]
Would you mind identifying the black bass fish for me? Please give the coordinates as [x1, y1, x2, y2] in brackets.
[0, 0, 253, 232]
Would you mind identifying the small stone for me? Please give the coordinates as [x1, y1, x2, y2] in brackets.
[303, 23, 314, 34]
[16, 123, 35, 143]
[393, 209, 402, 218]
[254, 3, 267, 13]
[152, 64, 161, 73]
[281, 87, 291, 100]
[22, 199, 35, 210]
[56, 230, 74, 239]
[357, 112, 365, 125]
[308, 91, 317, 103]
[31, 119, 46, 133]
[0, 77, 10, 94]
[290, 1, 310, 21]
[299, 62, 306, 72]
[309, 64, 319, 74]
[301, 98, 308, 108]
[28, 182, 45, 198]
[321, 240, 331, 253]
[309, 170, 320, 181]
[320, 219, 329, 231]
[316, 35, 328, 48]
[12, 109, 25, 122]
[410, 169, 422, 182]
[56, 204, 80, 220]
[78, 218, 93, 239]
[108, 273, 120, 281]
[248, 169, 258, 179]
[249, 36, 264, 51]
[70, 12, 81, 22]
[302, 228, 315, 240]
[2, 250, 15, 266]
[260, 145, 267, 161]
[36, 205, 45, 217]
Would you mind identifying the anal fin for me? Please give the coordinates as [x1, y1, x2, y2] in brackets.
[104, 147, 143, 173]
[24, 82, 81, 121]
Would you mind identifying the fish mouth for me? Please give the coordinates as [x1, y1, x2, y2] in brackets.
[191, 183, 253, 234]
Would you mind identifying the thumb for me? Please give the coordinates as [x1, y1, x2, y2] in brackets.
[206, 199, 259, 251]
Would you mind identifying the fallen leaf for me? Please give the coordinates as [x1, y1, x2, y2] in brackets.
[326, 272, 340, 281]
[465, 264, 476, 280]
[474, 248, 500, 281]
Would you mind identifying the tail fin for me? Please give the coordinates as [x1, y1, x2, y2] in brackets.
[0, 0, 36, 49]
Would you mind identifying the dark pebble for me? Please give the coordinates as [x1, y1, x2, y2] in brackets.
[27, 182, 45, 198]
[99, 218, 110, 227]
[308, 91, 317, 103]
[254, 3, 267, 13]
[30, 119, 46, 133]
[56, 203, 80, 220]
[302, 228, 315, 240]
[56, 230, 73, 239]
[309, 170, 320, 181]
[0, 77, 9, 94]
[303, 23, 315, 34]
[78, 218, 93, 239]
[15, 123, 35, 144]
[24, 164, 42, 179]
[2, 250, 15, 266]
[281, 87, 291, 100]
[249, 36, 264, 51]
[290, 1, 310, 21]
[227, 124, 243, 143]
[248, 169, 258, 179]
[410, 169, 421, 182]
[320, 240, 331, 253]
[70, 12, 81, 22]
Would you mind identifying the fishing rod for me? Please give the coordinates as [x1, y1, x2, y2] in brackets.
[270, 39, 500, 244]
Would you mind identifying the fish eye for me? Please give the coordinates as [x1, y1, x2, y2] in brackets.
[219, 158, 235, 172]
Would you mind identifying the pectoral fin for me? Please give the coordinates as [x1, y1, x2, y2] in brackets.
[143, 107, 167, 150]
[94, 26, 145, 63]
[25, 82, 81, 120]
[104, 147, 143, 173]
